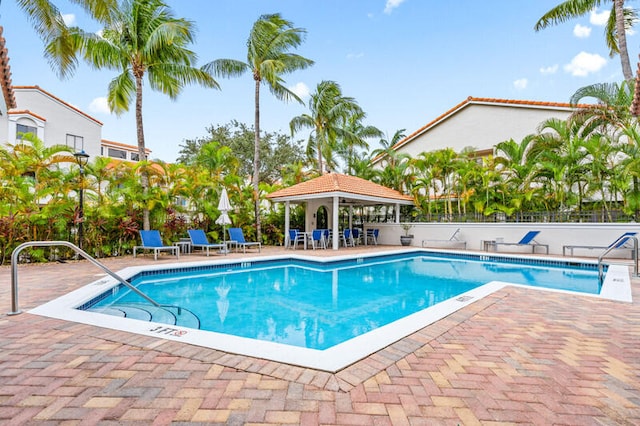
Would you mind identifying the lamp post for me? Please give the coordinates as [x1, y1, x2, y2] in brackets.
[73, 150, 90, 250]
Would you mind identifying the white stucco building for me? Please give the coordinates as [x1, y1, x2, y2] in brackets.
[1, 84, 145, 162]
[7, 85, 103, 157]
[373, 97, 577, 164]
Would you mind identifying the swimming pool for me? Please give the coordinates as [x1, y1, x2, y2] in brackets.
[30, 249, 632, 372]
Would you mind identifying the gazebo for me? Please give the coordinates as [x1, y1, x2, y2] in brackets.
[266, 173, 414, 250]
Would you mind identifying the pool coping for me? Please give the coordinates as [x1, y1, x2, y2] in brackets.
[28, 248, 632, 373]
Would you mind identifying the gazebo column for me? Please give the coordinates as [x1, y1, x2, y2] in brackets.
[284, 201, 290, 248]
[332, 196, 339, 250]
[395, 203, 400, 223]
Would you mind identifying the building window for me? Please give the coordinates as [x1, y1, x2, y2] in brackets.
[66, 134, 84, 151]
[130, 152, 140, 161]
[16, 124, 37, 140]
[108, 148, 127, 159]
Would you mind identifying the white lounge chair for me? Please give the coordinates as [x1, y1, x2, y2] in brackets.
[422, 228, 466, 249]
[133, 230, 180, 260]
[188, 229, 225, 256]
[488, 230, 548, 254]
[563, 232, 637, 257]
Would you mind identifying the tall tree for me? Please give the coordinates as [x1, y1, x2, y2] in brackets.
[204, 13, 314, 242]
[336, 111, 382, 174]
[570, 80, 635, 132]
[535, 0, 636, 81]
[177, 121, 305, 183]
[57, 0, 219, 230]
[290, 80, 362, 173]
[371, 129, 407, 166]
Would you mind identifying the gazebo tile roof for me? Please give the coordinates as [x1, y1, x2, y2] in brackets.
[266, 173, 413, 202]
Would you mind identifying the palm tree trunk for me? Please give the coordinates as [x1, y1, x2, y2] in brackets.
[317, 130, 324, 174]
[253, 79, 262, 241]
[615, 0, 633, 81]
[135, 74, 150, 231]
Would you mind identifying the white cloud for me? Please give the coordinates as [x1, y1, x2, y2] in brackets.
[564, 51, 607, 77]
[89, 97, 111, 114]
[62, 13, 76, 26]
[573, 24, 591, 38]
[346, 52, 365, 60]
[540, 64, 559, 75]
[384, 0, 405, 14]
[590, 9, 609, 26]
[288, 82, 310, 99]
[513, 78, 528, 90]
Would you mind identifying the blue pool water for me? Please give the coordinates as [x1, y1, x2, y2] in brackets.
[84, 252, 601, 350]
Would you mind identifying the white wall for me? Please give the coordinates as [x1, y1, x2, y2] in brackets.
[367, 222, 640, 258]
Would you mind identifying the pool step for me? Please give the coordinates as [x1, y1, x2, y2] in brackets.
[88, 303, 200, 329]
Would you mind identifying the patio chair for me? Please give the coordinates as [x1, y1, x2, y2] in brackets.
[342, 229, 354, 247]
[422, 228, 467, 249]
[311, 229, 326, 250]
[351, 229, 363, 246]
[134, 230, 180, 260]
[366, 229, 379, 246]
[488, 230, 548, 254]
[287, 229, 306, 250]
[563, 232, 637, 257]
[188, 229, 225, 256]
[228, 227, 261, 253]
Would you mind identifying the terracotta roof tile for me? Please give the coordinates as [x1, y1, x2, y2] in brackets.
[266, 173, 413, 202]
[8, 109, 47, 122]
[0, 27, 16, 109]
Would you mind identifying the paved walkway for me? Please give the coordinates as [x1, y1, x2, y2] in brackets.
[1, 246, 639, 425]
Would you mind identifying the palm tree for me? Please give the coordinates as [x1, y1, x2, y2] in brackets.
[291, 81, 358, 174]
[337, 111, 382, 174]
[371, 129, 407, 167]
[535, 0, 636, 81]
[204, 13, 314, 242]
[536, 118, 590, 212]
[16, 0, 117, 77]
[58, 0, 219, 230]
[570, 80, 635, 133]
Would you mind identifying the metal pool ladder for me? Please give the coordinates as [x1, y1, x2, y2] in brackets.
[597, 235, 638, 285]
[9, 240, 162, 315]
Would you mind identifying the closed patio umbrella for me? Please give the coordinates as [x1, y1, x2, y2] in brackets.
[218, 187, 232, 212]
[216, 188, 232, 253]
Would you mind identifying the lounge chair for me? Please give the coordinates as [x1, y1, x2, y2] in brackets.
[488, 230, 548, 254]
[422, 228, 466, 249]
[188, 229, 225, 256]
[133, 230, 180, 260]
[563, 232, 637, 257]
[228, 227, 261, 253]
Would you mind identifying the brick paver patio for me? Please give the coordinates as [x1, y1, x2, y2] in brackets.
[1, 246, 639, 424]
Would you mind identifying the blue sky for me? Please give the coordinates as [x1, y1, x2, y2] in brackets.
[2, 0, 636, 162]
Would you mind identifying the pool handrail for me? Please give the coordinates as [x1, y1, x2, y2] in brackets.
[597, 234, 638, 284]
[9, 240, 162, 315]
